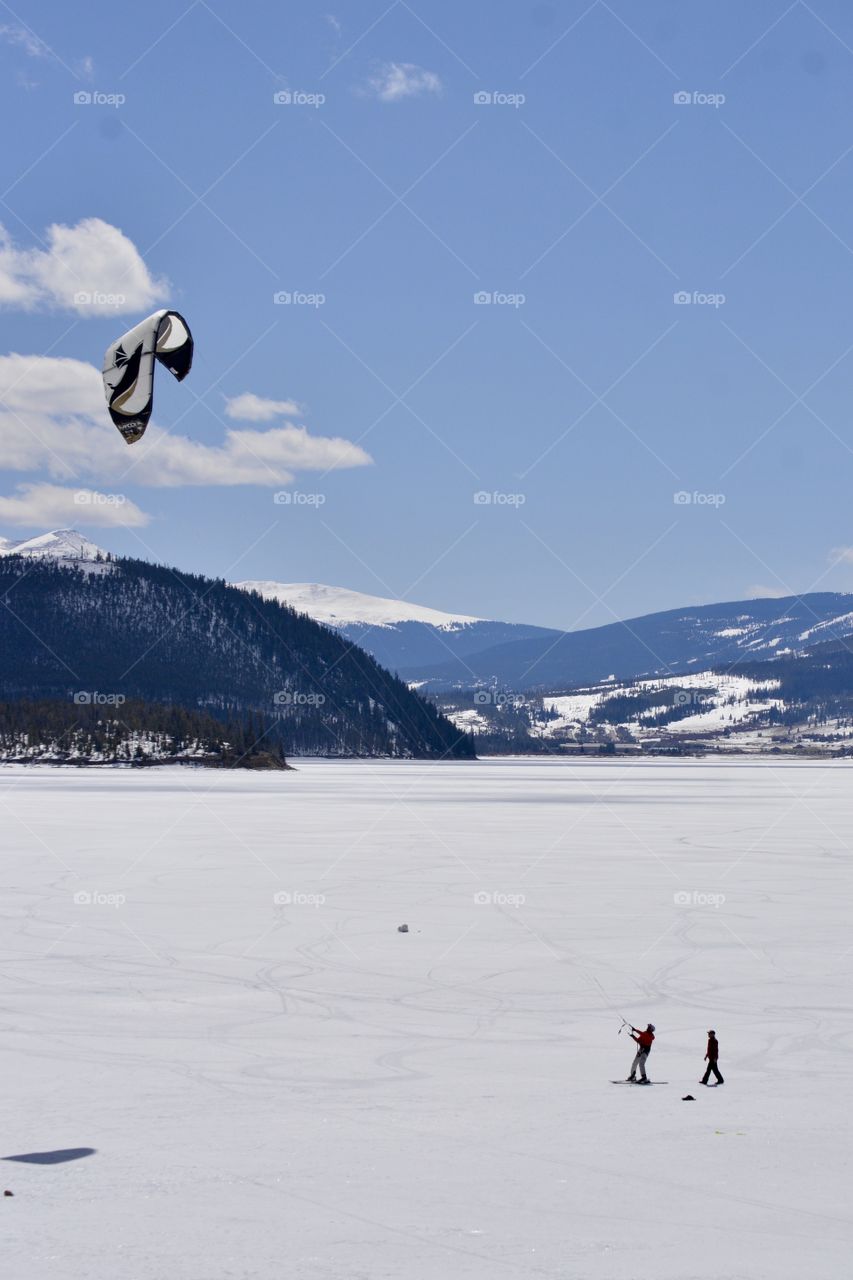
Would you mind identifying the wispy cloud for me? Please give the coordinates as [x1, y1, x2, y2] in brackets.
[0, 218, 167, 315]
[0, 355, 373, 489]
[366, 62, 442, 103]
[747, 583, 792, 600]
[0, 482, 149, 528]
[224, 392, 303, 422]
[0, 24, 50, 59]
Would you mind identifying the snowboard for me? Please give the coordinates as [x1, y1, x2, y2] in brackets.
[610, 1080, 668, 1085]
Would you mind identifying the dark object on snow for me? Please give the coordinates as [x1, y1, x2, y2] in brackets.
[682, 1094, 696, 1101]
[4, 1189, 12, 1196]
[2, 1148, 96, 1165]
[397, 923, 409, 933]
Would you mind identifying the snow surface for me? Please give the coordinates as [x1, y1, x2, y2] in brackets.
[540, 672, 782, 739]
[236, 580, 484, 629]
[2, 758, 852, 1279]
[0, 529, 107, 561]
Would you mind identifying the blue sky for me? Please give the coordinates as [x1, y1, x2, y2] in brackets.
[2, 0, 853, 628]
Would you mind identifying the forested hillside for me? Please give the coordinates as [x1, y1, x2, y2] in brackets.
[0, 556, 474, 760]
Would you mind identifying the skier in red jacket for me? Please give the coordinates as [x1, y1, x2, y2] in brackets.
[701, 1030, 724, 1085]
[626, 1023, 655, 1083]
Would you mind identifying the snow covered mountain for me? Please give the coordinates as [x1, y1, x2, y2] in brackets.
[411, 593, 853, 691]
[0, 529, 108, 561]
[238, 581, 484, 630]
[236, 580, 560, 673]
[0, 555, 473, 760]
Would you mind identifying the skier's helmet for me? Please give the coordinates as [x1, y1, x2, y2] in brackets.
[708, 1029, 715, 1035]
[647, 1024, 656, 1031]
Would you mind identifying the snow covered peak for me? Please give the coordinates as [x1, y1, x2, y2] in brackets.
[236, 581, 485, 630]
[0, 529, 109, 561]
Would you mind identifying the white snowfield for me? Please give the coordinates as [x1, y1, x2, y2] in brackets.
[543, 671, 783, 738]
[0, 529, 107, 561]
[236, 579, 484, 630]
[2, 758, 852, 1280]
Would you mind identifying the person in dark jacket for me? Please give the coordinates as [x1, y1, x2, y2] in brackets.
[626, 1023, 655, 1083]
[701, 1030, 724, 1084]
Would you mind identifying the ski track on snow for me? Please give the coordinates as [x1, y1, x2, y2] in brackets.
[1, 758, 852, 1278]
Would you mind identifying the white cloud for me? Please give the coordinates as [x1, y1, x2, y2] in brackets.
[366, 62, 442, 102]
[0, 24, 50, 58]
[325, 14, 342, 35]
[224, 391, 302, 422]
[123, 424, 371, 487]
[0, 218, 167, 315]
[0, 355, 372, 488]
[747, 584, 792, 600]
[0, 482, 149, 528]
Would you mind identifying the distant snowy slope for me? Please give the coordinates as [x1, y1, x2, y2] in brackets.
[237, 581, 484, 629]
[412, 593, 853, 691]
[0, 528, 108, 561]
[235, 580, 561, 673]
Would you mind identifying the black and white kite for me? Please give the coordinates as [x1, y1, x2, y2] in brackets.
[102, 309, 193, 444]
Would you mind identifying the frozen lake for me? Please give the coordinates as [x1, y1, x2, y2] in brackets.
[2, 757, 852, 1279]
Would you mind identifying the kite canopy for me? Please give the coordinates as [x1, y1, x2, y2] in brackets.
[102, 309, 193, 444]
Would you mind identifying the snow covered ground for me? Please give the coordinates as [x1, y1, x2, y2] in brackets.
[2, 758, 852, 1279]
[541, 672, 783, 740]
